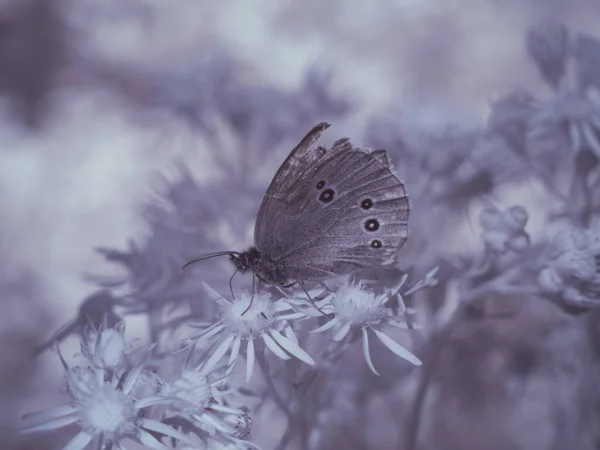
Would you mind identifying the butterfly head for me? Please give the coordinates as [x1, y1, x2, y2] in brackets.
[232, 246, 289, 286]
[229, 247, 260, 273]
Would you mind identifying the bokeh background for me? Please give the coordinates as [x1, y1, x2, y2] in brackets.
[3, 0, 600, 449]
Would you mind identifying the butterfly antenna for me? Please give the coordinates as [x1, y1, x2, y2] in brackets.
[298, 281, 329, 317]
[181, 251, 239, 272]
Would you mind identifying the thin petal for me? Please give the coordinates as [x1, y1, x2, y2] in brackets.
[373, 329, 422, 366]
[22, 405, 78, 422]
[581, 121, 600, 159]
[274, 301, 294, 312]
[396, 294, 407, 313]
[201, 282, 224, 302]
[63, 432, 93, 450]
[283, 325, 299, 344]
[21, 415, 78, 434]
[227, 335, 242, 375]
[195, 323, 225, 341]
[277, 312, 307, 321]
[203, 334, 235, 372]
[333, 321, 352, 341]
[123, 363, 145, 395]
[135, 396, 170, 410]
[569, 121, 582, 153]
[262, 333, 290, 360]
[246, 338, 255, 383]
[270, 329, 315, 365]
[362, 328, 379, 376]
[140, 418, 195, 444]
[138, 429, 169, 450]
[310, 319, 337, 334]
[390, 274, 409, 295]
[209, 403, 245, 415]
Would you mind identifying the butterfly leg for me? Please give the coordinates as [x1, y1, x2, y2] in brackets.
[228, 269, 239, 299]
[241, 275, 261, 316]
[298, 281, 329, 317]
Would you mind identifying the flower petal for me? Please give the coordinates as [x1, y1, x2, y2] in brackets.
[283, 325, 299, 344]
[270, 329, 315, 365]
[22, 405, 78, 422]
[362, 328, 379, 376]
[581, 120, 600, 159]
[263, 333, 290, 360]
[140, 418, 195, 445]
[209, 403, 245, 415]
[333, 321, 352, 341]
[63, 432, 93, 450]
[195, 323, 225, 341]
[310, 318, 337, 334]
[21, 414, 78, 434]
[246, 338, 255, 383]
[203, 334, 236, 372]
[373, 329, 422, 366]
[201, 282, 225, 302]
[227, 335, 242, 375]
[123, 363, 145, 395]
[274, 300, 295, 312]
[138, 429, 169, 450]
[135, 396, 170, 410]
[569, 120, 582, 153]
[277, 312, 307, 321]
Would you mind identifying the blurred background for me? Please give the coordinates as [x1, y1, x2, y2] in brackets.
[3, 0, 600, 449]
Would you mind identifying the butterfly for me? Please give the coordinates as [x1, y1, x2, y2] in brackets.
[184, 122, 410, 304]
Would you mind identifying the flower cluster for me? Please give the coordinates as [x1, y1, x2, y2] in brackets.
[193, 276, 428, 379]
[22, 323, 256, 450]
[538, 224, 600, 308]
[479, 205, 531, 254]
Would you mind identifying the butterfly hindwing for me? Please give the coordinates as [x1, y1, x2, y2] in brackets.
[267, 148, 410, 280]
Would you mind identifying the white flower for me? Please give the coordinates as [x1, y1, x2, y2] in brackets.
[80, 321, 128, 371]
[193, 282, 314, 382]
[22, 363, 194, 450]
[303, 280, 422, 375]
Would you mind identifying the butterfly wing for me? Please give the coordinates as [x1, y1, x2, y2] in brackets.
[255, 122, 335, 249]
[258, 133, 410, 281]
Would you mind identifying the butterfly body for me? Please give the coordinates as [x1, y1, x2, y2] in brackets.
[230, 246, 290, 286]
[228, 122, 411, 287]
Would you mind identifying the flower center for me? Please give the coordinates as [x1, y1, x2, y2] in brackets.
[333, 284, 387, 326]
[167, 371, 212, 413]
[222, 293, 274, 337]
[79, 384, 136, 438]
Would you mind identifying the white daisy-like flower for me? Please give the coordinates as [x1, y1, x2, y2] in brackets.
[22, 362, 194, 450]
[154, 359, 247, 440]
[193, 282, 314, 382]
[299, 280, 422, 375]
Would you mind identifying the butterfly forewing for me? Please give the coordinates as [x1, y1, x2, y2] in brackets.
[254, 122, 332, 250]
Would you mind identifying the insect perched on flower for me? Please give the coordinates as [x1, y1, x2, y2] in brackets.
[182, 122, 410, 295]
[193, 282, 314, 382]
